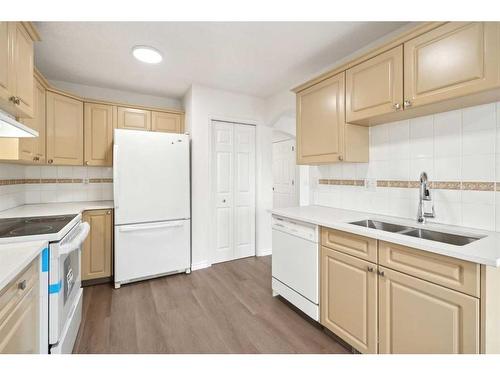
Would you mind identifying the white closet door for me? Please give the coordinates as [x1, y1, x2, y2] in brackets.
[212, 121, 234, 263]
[234, 124, 256, 259]
[212, 121, 256, 264]
[273, 139, 297, 208]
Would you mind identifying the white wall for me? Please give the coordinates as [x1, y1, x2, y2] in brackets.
[185, 84, 272, 269]
[49, 80, 183, 110]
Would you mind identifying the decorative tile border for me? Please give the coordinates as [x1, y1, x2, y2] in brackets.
[0, 178, 113, 186]
[319, 179, 499, 192]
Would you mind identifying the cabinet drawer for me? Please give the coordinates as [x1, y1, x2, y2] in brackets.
[321, 227, 377, 263]
[0, 259, 38, 325]
[379, 241, 480, 297]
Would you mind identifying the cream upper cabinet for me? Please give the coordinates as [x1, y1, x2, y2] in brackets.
[0, 22, 36, 118]
[19, 77, 46, 163]
[297, 72, 345, 164]
[346, 46, 403, 124]
[152, 111, 183, 133]
[321, 246, 378, 354]
[82, 209, 113, 281]
[404, 22, 500, 109]
[379, 266, 479, 354]
[46, 91, 84, 166]
[84, 103, 116, 166]
[296, 72, 368, 165]
[117, 106, 151, 131]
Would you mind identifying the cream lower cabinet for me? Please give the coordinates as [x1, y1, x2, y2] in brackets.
[0, 259, 40, 354]
[296, 72, 368, 164]
[320, 227, 482, 354]
[378, 266, 479, 354]
[46, 91, 84, 166]
[82, 209, 113, 282]
[320, 246, 378, 353]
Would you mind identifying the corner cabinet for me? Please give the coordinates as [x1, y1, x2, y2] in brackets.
[0, 22, 37, 118]
[84, 103, 116, 166]
[404, 22, 500, 109]
[296, 72, 368, 164]
[46, 91, 84, 166]
[82, 209, 113, 283]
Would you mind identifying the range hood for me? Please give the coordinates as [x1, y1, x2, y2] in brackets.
[0, 110, 38, 138]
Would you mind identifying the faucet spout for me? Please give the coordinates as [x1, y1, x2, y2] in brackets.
[417, 172, 435, 223]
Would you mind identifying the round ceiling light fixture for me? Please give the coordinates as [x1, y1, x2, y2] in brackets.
[132, 45, 163, 64]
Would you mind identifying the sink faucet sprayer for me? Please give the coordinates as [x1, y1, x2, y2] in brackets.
[417, 172, 435, 224]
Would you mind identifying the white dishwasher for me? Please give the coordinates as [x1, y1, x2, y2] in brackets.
[272, 215, 319, 321]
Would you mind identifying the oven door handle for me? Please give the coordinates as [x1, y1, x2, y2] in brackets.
[59, 222, 90, 255]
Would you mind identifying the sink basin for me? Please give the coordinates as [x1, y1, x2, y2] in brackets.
[402, 228, 482, 246]
[349, 219, 484, 246]
[349, 220, 412, 233]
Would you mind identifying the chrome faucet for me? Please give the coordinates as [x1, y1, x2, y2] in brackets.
[417, 172, 435, 224]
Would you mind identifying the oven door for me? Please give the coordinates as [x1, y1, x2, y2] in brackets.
[49, 222, 89, 348]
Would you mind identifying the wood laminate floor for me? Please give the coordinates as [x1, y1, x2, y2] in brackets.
[73, 255, 349, 354]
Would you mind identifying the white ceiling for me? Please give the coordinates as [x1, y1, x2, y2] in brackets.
[34, 22, 408, 100]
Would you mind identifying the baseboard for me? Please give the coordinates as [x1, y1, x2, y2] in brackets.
[257, 248, 272, 257]
[191, 261, 211, 271]
[82, 276, 112, 287]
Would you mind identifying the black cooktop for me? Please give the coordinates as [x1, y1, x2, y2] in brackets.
[0, 214, 77, 238]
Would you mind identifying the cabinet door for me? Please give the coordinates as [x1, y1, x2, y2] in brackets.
[13, 23, 34, 118]
[0, 287, 39, 354]
[46, 91, 84, 165]
[0, 22, 13, 106]
[346, 46, 403, 123]
[82, 209, 113, 281]
[404, 22, 500, 108]
[19, 78, 46, 163]
[117, 106, 151, 131]
[379, 266, 479, 354]
[84, 103, 116, 166]
[296, 72, 345, 164]
[151, 111, 183, 133]
[321, 246, 378, 353]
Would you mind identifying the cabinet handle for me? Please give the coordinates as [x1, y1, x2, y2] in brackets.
[33, 156, 39, 161]
[85, 161, 89, 165]
[338, 155, 344, 161]
[10, 96, 21, 105]
[48, 159, 53, 164]
[403, 99, 412, 108]
[367, 266, 374, 273]
[377, 270, 385, 277]
[106, 211, 111, 215]
[392, 103, 401, 110]
[18, 280, 27, 290]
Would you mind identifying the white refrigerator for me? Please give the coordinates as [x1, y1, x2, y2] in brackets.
[113, 129, 191, 288]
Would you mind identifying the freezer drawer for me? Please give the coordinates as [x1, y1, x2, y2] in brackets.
[114, 219, 190, 285]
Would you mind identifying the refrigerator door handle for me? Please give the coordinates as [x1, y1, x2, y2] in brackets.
[113, 144, 120, 209]
[118, 221, 185, 233]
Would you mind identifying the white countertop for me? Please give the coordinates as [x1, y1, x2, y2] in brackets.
[0, 201, 114, 219]
[271, 205, 500, 267]
[0, 241, 46, 291]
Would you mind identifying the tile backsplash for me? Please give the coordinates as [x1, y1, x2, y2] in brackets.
[0, 164, 113, 212]
[310, 102, 500, 232]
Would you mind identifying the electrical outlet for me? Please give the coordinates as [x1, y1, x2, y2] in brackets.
[364, 178, 376, 191]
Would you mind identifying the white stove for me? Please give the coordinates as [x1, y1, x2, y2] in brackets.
[0, 213, 89, 354]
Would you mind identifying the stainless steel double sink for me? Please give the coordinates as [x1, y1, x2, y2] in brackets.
[349, 219, 483, 246]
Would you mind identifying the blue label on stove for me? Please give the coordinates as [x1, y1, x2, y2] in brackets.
[49, 280, 61, 294]
[41, 248, 49, 272]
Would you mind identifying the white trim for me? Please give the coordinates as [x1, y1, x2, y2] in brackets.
[257, 248, 272, 257]
[191, 261, 212, 271]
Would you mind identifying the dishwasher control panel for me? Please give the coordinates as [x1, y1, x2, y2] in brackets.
[272, 216, 318, 243]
